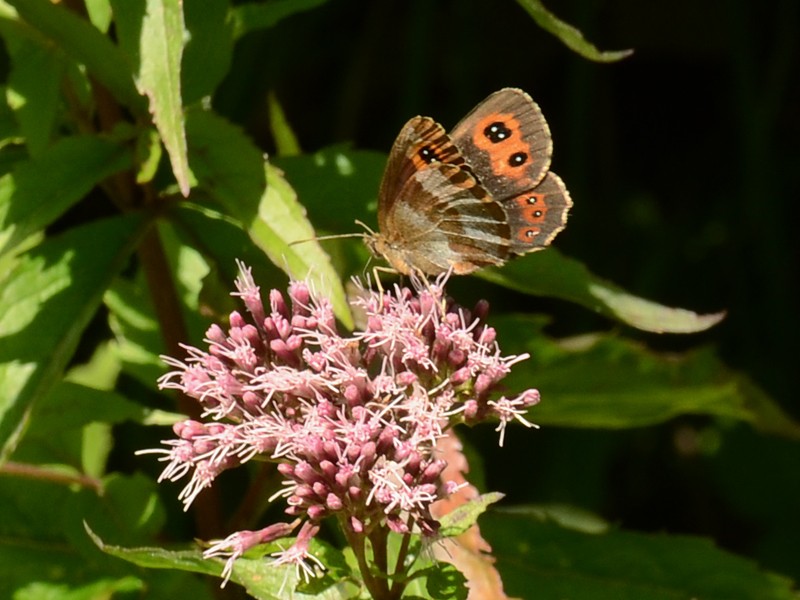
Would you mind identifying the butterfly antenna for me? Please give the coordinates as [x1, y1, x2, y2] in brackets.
[354, 220, 376, 236]
[289, 231, 367, 247]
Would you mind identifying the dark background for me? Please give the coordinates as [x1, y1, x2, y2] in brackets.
[216, 0, 799, 581]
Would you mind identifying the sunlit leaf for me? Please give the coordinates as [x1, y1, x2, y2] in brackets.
[480, 250, 725, 334]
[0, 214, 148, 458]
[5, 0, 145, 112]
[185, 109, 352, 327]
[5, 37, 62, 157]
[113, 0, 191, 196]
[90, 525, 359, 599]
[0, 136, 132, 256]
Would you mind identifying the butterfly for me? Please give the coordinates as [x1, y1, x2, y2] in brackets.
[366, 88, 572, 276]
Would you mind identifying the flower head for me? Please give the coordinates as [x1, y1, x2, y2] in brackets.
[143, 262, 540, 583]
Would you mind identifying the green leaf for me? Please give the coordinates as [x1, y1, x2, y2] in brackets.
[182, 0, 234, 104]
[425, 562, 468, 600]
[105, 275, 165, 389]
[185, 109, 352, 328]
[31, 381, 145, 438]
[0, 135, 133, 256]
[16, 379, 144, 475]
[273, 146, 385, 235]
[5, 0, 145, 113]
[12, 578, 145, 600]
[135, 126, 163, 184]
[438, 492, 505, 538]
[495, 315, 800, 436]
[480, 249, 725, 334]
[515, 0, 633, 63]
[90, 526, 360, 599]
[0, 214, 148, 459]
[268, 90, 301, 157]
[5, 36, 63, 157]
[482, 507, 796, 599]
[272, 147, 386, 277]
[85, 0, 112, 33]
[112, 0, 191, 196]
[231, 0, 328, 39]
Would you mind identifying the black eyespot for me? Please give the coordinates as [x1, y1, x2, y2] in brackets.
[533, 210, 543, 218]
[527, 196, 538, 205]
[484, 122, 512, 143]
[509, 152, 528, 167]
[419, 146, 438, 163]
[525, 229, 537, 238]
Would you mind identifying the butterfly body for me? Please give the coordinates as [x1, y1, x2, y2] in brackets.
[369, 88, 571, 276]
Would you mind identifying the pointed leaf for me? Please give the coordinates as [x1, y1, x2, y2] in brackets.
[439, 492, 505, 538]
[515, 0, 633, 62]
[268, 90, 301, 157]
[113, 0, 190, 195]
[185, 109, 352, 328]
[6, 37, 62, 157]
[0, 135, 133, 256]
[89, 525, 359, 599]
[480, 249, 725, 333]
[5, 0, 145, 113]
[0, 214, 148, 458]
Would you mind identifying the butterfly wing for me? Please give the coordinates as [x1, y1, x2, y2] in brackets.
[378, 162, 512, 275]
[377, 116, 466, 234]
[373, 117, 512, 275]
[450, 88, 572, 257]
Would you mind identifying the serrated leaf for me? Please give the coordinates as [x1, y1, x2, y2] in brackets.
[480, 249, 725, 334]
[5, 0, 145, 113]
[185, 109, 352, 328]
[516, 0, 633, 63]
[439, 492, 505, 538]
[90, 526, 360, 599]
[482, 507, 796, 599]
[0, 135, 133, 256]
[113, 0, 190, 196]
[231, 0, 328, 39]
[0, 214, 148, 458]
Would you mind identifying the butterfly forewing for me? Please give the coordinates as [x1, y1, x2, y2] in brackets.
[378, 116, 466, 231]
[450, 88, 552, 200]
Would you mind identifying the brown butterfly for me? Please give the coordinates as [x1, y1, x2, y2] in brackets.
[366, 88, 572, 276]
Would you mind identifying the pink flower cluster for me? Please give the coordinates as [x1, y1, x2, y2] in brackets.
[143, 263, 539, 584]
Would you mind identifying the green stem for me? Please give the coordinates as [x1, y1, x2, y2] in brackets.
[389, 522, 414, 597]
[342, 519, 387, 598]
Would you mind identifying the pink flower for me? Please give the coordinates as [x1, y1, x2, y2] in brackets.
[141, 261, 540, 585]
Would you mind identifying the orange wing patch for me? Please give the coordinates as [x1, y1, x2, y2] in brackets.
[472, 112, 535, 186]
[513, 193, 547, 243]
